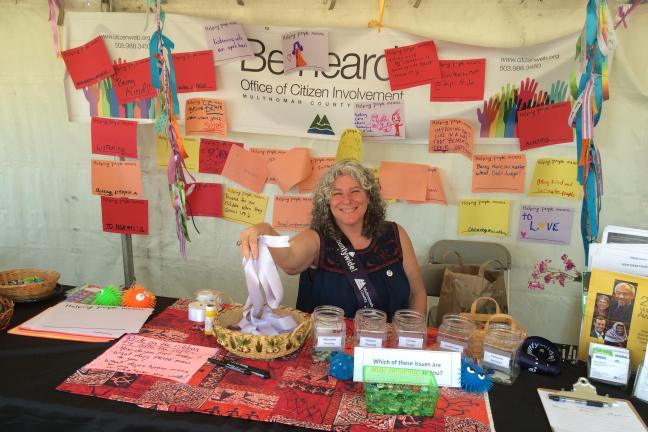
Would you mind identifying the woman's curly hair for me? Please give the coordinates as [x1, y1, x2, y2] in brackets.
[310, 160, 386, 240]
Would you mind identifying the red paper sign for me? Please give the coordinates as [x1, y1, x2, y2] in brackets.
[517, 101, 574, 150]
[185, 183, 223, 217]
[173, 50, 217, 93]
[91, 117, 138, 158]
[199, 139, 243, 174]
[384, 41, 440, 91]
[430, 59, 486, 102]
[61, 36, 114, 89]
[111, 58, 157, 104]
[100, 197, 149, 235]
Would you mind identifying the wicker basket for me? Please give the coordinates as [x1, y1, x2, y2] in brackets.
[0, 296, 14, 331]
[213, 305, 312, 360]
[0, 269, 60, 301]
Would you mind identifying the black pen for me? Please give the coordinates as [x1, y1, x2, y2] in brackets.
[548, 394, 608, 407]
[207, 358, 270, 379]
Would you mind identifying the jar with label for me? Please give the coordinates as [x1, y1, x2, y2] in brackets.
[354, 308, 388, 348]
[311, 305, 346, 362]
[481, 325, 524, 384]
[392, 309, 427, 349]
[436, 314, 475, 356]
[204, 303, 217, 336]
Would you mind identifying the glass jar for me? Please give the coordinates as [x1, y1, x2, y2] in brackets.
[311, 305, 346, 362]
[392, 309, 427, 349]
[354, 308, 388, 348]
[436, 314, 475, 356]
[481, 325, 524, 385]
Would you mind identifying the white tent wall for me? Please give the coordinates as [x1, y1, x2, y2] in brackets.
[1, 0, 646, 345]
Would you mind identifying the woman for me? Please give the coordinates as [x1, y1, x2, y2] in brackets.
[239, 160, 427, 319]
[593, 294, 610, 318]
[604, 322, 628, 347]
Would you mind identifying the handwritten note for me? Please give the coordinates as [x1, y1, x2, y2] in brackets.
[91, 117, 138, 158]
[267, 148, 312, 192]
[408, 167, 447, 205]
[528, 158, 580, 200]
[204, 21, 254, 65]
[299, 157, 336, 192]
[430, 59, 486, 101]
[156, 134, 198, 172]
[384, 41, 440, 91]
[272, 196, 313, 231]
[458, 199, 510, 237]
[185, 98, 227, 137]
[281, 30, 329, 74]
[428, 119, 473, 159]
[100, 197, 148, 235]
[111, 58, 157, 104]
[172, 50, 217, 93]
[222, 145, 270, 193]
[379, 162, 428, 202]
[518, 205, 574, 245]
[61, 36, 114, 89]
[186, 183, 223, 217]
[250, 148, 287, 184]
[223, 187, 268, 225]
[517, 101, 573, 150]
[199, 139, 243, 174]
[91, 160, 142, 198]
[84, 334, 217, 384]
[355, 101, 405, 139]
[472, 154, 526, 193]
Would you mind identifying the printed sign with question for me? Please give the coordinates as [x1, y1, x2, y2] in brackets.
[518, 205, 575, 245]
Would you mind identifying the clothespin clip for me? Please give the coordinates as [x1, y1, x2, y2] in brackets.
[548, 377, 616, 407]
[237, 0, 244, 5]
[410, 0, 423, 7]
[324, 0, 337, 10]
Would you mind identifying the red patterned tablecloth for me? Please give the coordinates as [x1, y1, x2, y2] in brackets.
[57, 300, 493, 431]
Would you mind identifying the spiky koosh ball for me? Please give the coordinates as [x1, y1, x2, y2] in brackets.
[122, 284, 156, 308]
[461, 359, 493, 393]
[328, 352, 354, 380]
[93, 285, 122, 306]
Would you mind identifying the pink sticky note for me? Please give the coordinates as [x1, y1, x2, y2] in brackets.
[409, 167, 447, 205]
[428, 119, 474, 159]
[250, 148, 287, 184]
[61, 36, 114, 89]
[272, 196, 314, 231]
[384, 41, 441, 91]
[91, 160, 142, 198]
[101, 197, 149, 235]
[298, 157, 336, 193]
[185, 98, 227, 137]
[518, 101, 574, 150]
[91, 117, 138, 158]
[111, 58, 157, 104]
[267, 148, 312, 193]
[185, 183, 223, 217]
[379, 162, 428, 202]
[221, 145, 269, 193]
[472, 154, 526, 193]
[173, 50, 217, 93]
[199, 139, 244, 174]
[430, 59, 486, 102]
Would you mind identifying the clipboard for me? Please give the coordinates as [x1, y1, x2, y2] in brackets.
[538, 377, 648, 432]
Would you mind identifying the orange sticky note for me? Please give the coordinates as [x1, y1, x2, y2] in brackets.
[173, 50, 217, 93]
[472, 154, 526, 193]
[298, 157, 336, 193]
[250, 148, 287, 184]
[408, 167, 447, 205]
[185, 98, 227, 137]
[61, 36, 114, 89]
[267, 148, 312, 193]
[91, 160, 142, 198]
[379, 162, 428, 202]
[221, 145, 269, 193]
[428, 119, 473, 159]
[272, 196, 313, 231]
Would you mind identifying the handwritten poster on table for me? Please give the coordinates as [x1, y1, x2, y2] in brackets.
[299, 157, 336, 192]
[430, 59, 486, 102]
[250, 148, 287, 184]
[458, 199, 510, 237]
[185, 98, 227, 137]
[223, 187, 268, 225]
[384, 40, 440, 91]
[100, 196, 149, 235]
[528, 158, 580, 200]
[518, 205, 574, 245]
[172, 50, 217, 93]
[517, 101, 573, 150]
[91, 160, 142, 198]
[85, 334, 218, 384]
[204, 21, 254, 65]
[267, 148, 312, 193]
[379, 162, 428, 202]
[199, 139, 243, 175]
[408, 167, 447, 205]
[355, 101, 405, 139]
[111, 58, 156, 104]
[281, 30, 329, 74]
[186, 183, 223, 217]
[272, 196, 313, 231]
[472, 154, 526, 193]
[428, 119, 473, 159]
[91, 117, 138, 158]
[156, 135, 198, 172]
[61, 36, 114, 89]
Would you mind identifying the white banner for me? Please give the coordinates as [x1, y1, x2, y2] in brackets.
[64, 12, 575, 144]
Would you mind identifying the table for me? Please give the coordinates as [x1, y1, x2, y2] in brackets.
[1, 292, 646, 431]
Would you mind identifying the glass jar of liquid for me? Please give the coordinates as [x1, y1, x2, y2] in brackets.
[354, 308, 388, 348]
[437, 314, 476, 356]
[392, 309, 427, 349]
[481, 325, 524, 384]
[311, 305, 346, 362]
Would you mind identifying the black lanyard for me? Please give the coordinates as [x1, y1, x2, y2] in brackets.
[334, 236, 379, 309]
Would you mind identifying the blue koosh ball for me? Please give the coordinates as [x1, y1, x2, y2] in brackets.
[328, 352, 354, 380]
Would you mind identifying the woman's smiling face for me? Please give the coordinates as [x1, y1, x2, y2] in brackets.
[329, 174, 368, 231]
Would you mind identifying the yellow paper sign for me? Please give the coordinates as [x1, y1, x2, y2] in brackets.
[528, 158, 580, 200]
[458, 199, 510, 237]
[156, 134, 199, 171]
[222, 187, 268, 225]
[336, 128, 362, 162]
[185, 98, 227, 137]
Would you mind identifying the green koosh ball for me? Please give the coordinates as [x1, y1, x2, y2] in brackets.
[93, 285, 123, 306]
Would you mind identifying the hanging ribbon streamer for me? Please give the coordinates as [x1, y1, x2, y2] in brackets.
[368, 0, 386, 31]
[47, 0, 62, 57]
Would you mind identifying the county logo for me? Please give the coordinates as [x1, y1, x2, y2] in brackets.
[307, 114, 334, 135]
